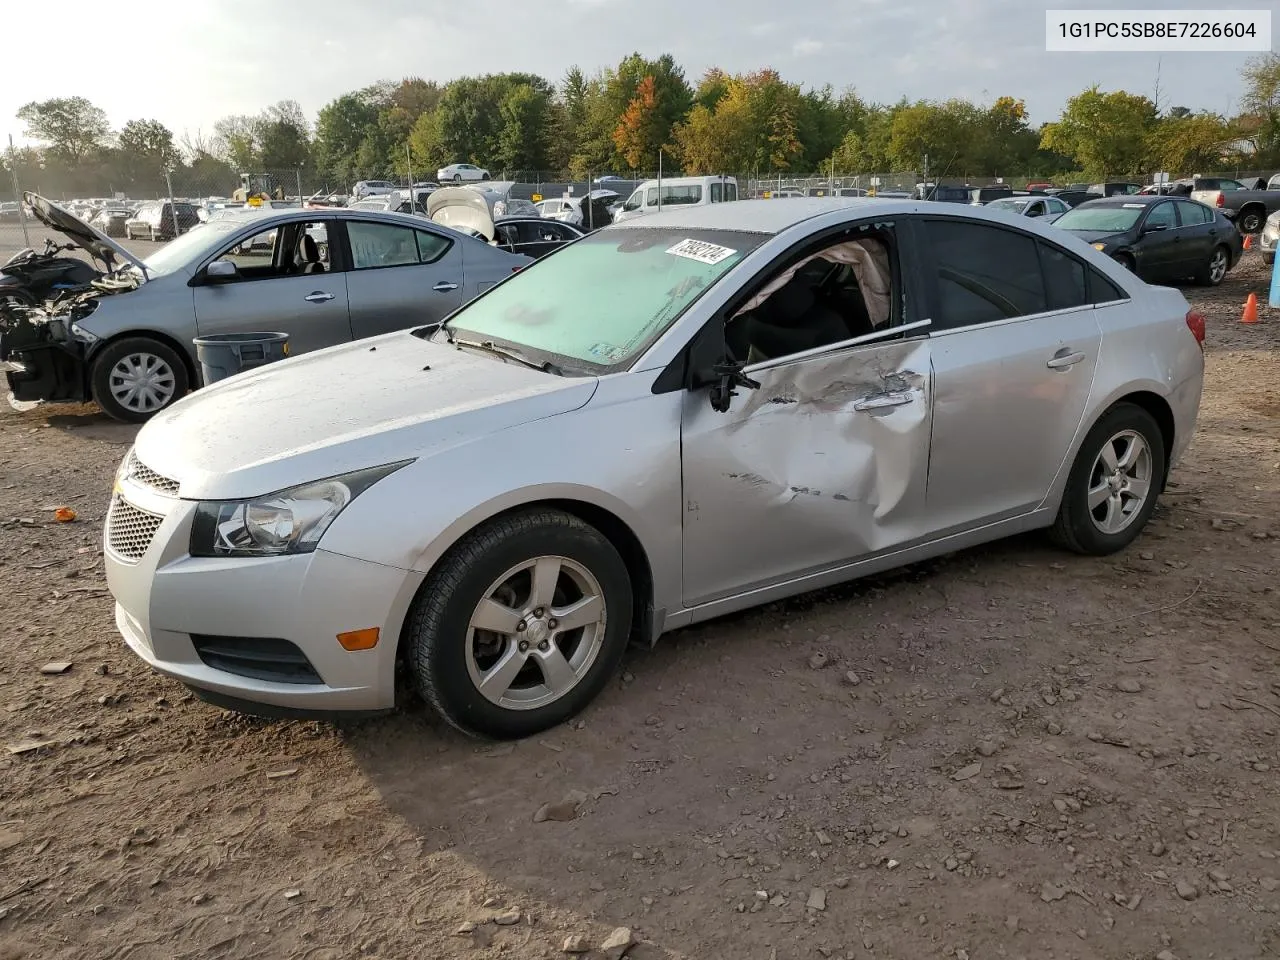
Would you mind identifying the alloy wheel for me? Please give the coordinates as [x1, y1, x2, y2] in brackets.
[465, 555, 607, 711]
[108, 352, 177, 415]
[1209, 249, 1228, 284]
[1087, 429, 1153, 535]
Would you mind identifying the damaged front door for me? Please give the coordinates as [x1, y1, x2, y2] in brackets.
[679, 336, 933, 607]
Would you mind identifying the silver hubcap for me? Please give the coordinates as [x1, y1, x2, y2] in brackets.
[1210, 251, 1227, 283]
[465, 555, 607, 711]
[1087, 429, 1152, 535]
[108, 352, 176, 413]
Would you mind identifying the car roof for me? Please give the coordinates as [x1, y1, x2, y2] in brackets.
[617, 197, 923, 234]
[1079, 195, 1167, 207]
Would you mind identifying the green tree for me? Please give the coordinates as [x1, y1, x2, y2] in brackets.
[16, 96, 110, 165]
[1040, 87, 1157, 178]
[257, 100, 312, 171]
[212, 114, 261, 171]
[1147, 112, 1232, 172]
[117, 119, 179, 172]
[497, 82, 552, 170]
[577, 54, 691, 171]
[1239, 52, 1280, 161]
[315, 90, 382, 185]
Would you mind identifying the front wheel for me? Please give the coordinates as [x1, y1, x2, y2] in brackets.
[1112, 252, 1136, 274]
[405, 509, 633, 739]
[1050, 402, 1166, 555]
[91, 337, 190, 423]
[453, 173, 463, 183]
[1199, 245, 1229, 286]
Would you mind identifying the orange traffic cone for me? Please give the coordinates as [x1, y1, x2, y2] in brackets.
[1242, 292, 1259, 324]
[1244, 234, 1254, 250]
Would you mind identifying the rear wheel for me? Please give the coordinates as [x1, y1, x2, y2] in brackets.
[405, 509, 633, 739]
[91, 337, 189, 423]
[1050, 403, 1166, 555]
[481, 172, 490, 180]
[1239, 208, 1264, 234]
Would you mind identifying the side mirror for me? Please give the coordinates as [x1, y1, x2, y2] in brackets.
[204, 259, 239, 282]
[707, 359, 761, 412]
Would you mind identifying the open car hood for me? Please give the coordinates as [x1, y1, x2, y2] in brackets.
[23, 193, 147, 273]
[427, 187, 495, 241]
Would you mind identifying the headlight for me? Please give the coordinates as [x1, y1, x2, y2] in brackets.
[189, 462, 410, 558]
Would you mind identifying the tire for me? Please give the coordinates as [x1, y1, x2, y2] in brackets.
[481, 172, 490, 180]
[406, 508, 634, 739]
[1198, 245, 1230, 287]
[453, 173, 462, 182]
[1050, 402, 1166, 556]
[90, 337, 190, 423]
[1112, 252, 1136, 274]
[1239, 208, 1264, 234]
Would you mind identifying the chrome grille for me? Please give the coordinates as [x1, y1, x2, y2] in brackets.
[126, 450, 180, 496]
[106, 497, 164, 563]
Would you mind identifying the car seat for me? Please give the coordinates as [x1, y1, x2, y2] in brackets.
[743, 277, 849, 361]
[297, 235, 326, 274]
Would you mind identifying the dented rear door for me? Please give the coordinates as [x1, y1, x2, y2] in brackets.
[679, 335, 933, 607]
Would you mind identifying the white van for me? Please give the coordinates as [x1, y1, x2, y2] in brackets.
[612, 175, 738, 222]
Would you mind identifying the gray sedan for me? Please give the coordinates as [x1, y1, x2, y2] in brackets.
[105, 197, 1204, 739]
[2, 195, 528, 421]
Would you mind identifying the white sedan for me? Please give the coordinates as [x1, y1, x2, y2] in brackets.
[437, 163, 490, 183]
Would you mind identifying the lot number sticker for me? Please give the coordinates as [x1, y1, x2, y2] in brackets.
[666, 238, 737, 265]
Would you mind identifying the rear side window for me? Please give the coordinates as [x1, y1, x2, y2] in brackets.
[1175, 200, 1212, 225]
[414, 229, 452, 264]
[711, 182, 723, 202]
[1087, 267, 1127, 304]
[1038, 242, 1088, 310]
[922, 220, 1046, 329]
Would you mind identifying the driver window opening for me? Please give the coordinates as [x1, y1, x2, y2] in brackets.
[219, 221, 330, 279]
[724, 227, 897, 364]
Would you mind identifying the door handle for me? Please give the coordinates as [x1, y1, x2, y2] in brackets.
[432, 281, 459, 292]
[304, 291, 334, 303]
[1046, 350, 1086, 369]
[853, 391, 914, 411]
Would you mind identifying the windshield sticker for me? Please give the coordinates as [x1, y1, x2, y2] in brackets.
[587, 342, 627, 362]
[666, 238, 737, 265]
[1122, 203, 1145, 208]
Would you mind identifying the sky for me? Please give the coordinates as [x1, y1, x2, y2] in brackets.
[0, 0, 1265, 147]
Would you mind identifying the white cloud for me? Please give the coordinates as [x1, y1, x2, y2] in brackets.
[793, 39, 825, 56]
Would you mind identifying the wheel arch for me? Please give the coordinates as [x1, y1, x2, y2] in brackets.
[396, 496, 658, 661]
[1111, 390, 1175, 483]
[1237, 202, 1266, 232]
[89, 328, 198, 386]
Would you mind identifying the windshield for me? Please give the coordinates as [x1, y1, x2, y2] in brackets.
[623, 189, 643, 211]
[988, 198, 1029, 212]
[441, 227, 764, 373]
[1054, 205, 1143, 232]
[139, 220, 246, 278]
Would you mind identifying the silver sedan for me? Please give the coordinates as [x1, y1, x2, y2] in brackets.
[104, 198, 1204, 738]
[5, 195, 528, 421]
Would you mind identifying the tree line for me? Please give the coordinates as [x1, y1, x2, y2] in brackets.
[5, 52, 1278, 200]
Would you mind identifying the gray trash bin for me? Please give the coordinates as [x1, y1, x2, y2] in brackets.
[193, 332, 290, 385]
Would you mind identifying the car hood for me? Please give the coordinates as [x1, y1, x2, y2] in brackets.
[23, 193, 147, 273]
[133, 330, 598, 500]
[1057, 228, 1126, 245]
[427, 187, 495, 240]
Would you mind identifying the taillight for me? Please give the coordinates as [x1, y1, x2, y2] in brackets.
[1185, 309, 1206, 349]
[1215, 193, 1225, 208]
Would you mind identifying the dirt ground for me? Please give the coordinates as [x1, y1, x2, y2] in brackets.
[1, 254, 1279, 960]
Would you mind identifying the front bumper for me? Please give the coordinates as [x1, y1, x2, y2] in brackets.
[1261, 226, 1278, 258]
[0, 314, 90, 403]
[104, 471, 423, 715]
